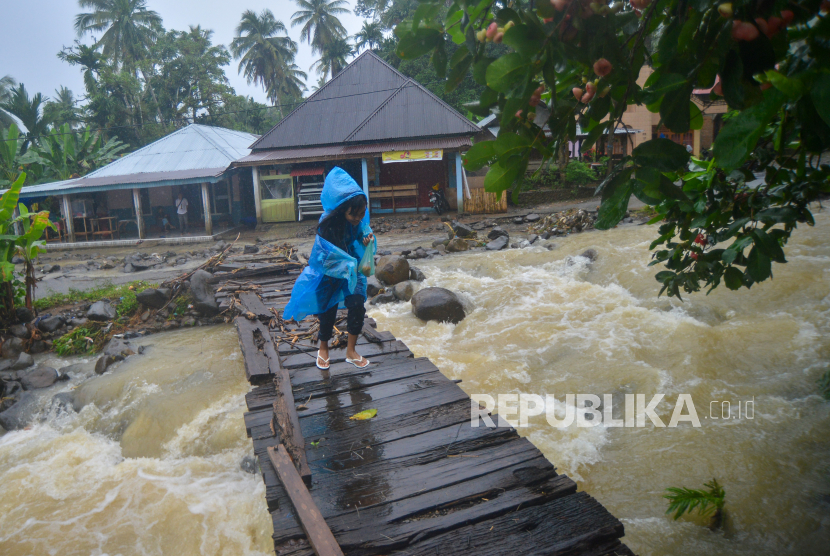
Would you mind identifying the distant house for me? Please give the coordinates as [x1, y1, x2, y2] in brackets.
[16, 124, 258, 242]
[234, 50, 482, 220]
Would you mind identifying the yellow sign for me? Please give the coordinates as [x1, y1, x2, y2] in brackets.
[382, 149, 443, 163]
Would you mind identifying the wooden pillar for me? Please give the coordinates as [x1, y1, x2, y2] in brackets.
[455, 152, 464, 213]
[693, 128, 701, 157]
[201, 182, 213, 236]
[61, 195, 75, 243]
[132, 188, 145, 239]
[252, 166, 262, 223]
[361, 158, 370, 212]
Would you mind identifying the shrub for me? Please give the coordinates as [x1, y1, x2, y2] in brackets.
[564, 161, 598, 185]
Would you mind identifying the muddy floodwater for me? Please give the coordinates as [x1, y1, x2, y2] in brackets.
[368, 213, 830, 556]
[0, 326, 273, 556]
[2, 213, 829, 556]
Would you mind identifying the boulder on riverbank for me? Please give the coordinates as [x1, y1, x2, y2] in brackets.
[190, 269, 219, 316]
[136, 288, 169, 309]
[411, 288, 466, 324]
[87, 301, 116, 321]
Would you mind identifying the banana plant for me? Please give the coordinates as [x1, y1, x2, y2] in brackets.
[34, 124, 127, 181]
[0, 123, 42, 186]
[0, 172, 55, 317]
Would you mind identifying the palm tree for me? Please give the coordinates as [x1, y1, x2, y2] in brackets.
[354, 21, 383, 52]
[74, 0, 162, 72]
[311, 36, 353, 80]
[44, 87, 83, 130]
[291, 0, 349, 54]
[0, 85, 49, 152]
[0, 75, 17, 129]
[231, 9, 306, 115]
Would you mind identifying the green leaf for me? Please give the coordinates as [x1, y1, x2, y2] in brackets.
[485, 53, 530, 94]
[484, 160, 523, 193]
[746, 246, 771, 282]
[503, 24, 544, 58]
[595, 180, 632, 230]
[723, 267, 744, 290]
[722, 217, 750, 238]
[445, 48, 472, 92]
[765, 70, 803, 99]
[689, 102, 703, 131]
[755, 207, 797, 225]
[432, 43, 448, 79]
[660, 86, 693, 132]
[494, 132, 532, 161]
[472, 57, 495, 86]
[713, 89, 785, 171]
[396, 28, 442, 60]
[350, 408, 378, 420]
[633, 139, 691, 172]
[463, 140, 496, 171]
[812, 74, 830, 128]
[751, 229, 786, 263]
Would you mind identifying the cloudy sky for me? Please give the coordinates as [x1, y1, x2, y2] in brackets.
[3, 0, 368, 105]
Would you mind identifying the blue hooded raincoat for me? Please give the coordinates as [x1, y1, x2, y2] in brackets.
[283, 167, 375, 322]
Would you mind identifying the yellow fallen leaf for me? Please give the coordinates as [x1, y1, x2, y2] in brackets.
[350, 409, 377, 421]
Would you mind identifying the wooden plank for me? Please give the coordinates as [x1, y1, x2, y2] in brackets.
[246, 357, 438, 412]
[290, 350, 414, 387]
[235, 317, 279, 384]
[266, 445, 344, 556]
[273, 348, 313, 485]
[274, 332, 395, 357]
[238, 291, 273, 319]
[269, 437, 543, 529]
[280, 340, 409, 369]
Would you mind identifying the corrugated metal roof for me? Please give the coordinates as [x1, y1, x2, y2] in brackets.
[12, 124, 258, 198]
[235, 136, 473, 166]
[250, 51, 480, 151]
[84, 124, 257, 178]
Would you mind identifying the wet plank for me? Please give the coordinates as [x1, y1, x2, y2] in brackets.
[238, 291, 273, 319]
[269, 437, 542, 529]
[236, 317, 279, 384]
[280, 340, 410, 369]
[247, 357, 439, 412]
[267, 445, 344, 556]
[272, 346, 312, 485]
[273, 332, 395, 357]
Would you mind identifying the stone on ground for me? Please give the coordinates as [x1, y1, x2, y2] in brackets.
[87, 301, 117, 321]
[136, 288, 168, 309]
[190, 269, 219, 316]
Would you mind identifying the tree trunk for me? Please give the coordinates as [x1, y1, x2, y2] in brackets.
[140, 68, 164, 123]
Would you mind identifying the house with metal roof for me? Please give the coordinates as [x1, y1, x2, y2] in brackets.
[234, 50, 482, 220]
[18, 124, 258, 242]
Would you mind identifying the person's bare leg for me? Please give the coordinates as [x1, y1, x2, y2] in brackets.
[345, 333, 364, 362]
[318, 340, 330, 366]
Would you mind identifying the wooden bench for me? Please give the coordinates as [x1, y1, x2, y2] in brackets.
[369, 184, 419, 212]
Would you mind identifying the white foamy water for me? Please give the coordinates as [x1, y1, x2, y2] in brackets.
[368, 212, 830, 555]
[0, 326, 272, 556]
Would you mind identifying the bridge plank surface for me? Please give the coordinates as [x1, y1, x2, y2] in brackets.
[221, 264, 633, 556]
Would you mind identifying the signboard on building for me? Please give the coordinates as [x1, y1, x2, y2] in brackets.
[382, 149, 443, 163]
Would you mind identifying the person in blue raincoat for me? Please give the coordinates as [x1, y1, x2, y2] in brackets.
[283, 167, 375, 369]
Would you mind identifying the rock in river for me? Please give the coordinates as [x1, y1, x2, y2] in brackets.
[393, 281, 415, 302]
[446, 238, 469, 253]
[486, 236, 509, 251]
[411, 287, 466, 324]
[19, 365, 60, 390]
[375, 255, 410, 286]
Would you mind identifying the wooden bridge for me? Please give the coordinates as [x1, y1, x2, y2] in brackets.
[213, 255, 633, 556]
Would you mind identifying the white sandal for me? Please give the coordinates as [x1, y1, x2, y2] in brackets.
[316, 350, 330, 370]
[345, 356, 370, 368]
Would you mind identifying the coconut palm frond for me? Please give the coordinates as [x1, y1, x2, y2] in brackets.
[664, 478, 725, 521]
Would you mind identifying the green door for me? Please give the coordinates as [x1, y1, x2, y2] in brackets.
[260, 174, 296, 222]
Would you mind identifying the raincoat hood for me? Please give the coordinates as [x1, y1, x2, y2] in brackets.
[319, 167, 369, 224]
